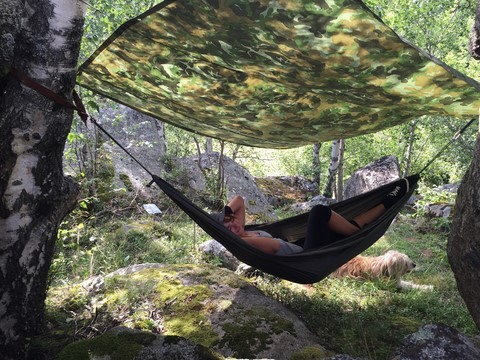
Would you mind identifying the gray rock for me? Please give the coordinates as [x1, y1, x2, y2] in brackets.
[343, 156, 401, 199]
[392, 324, 480, 360]
[174, 153, 277, 221]
[81, 275, 105, 293]
[199, 239, 241, 271]
[59, 263, 326, 360]
[290, 194, 336, 213]
[423, 204, 453, 218]
[198, 240, 265, 278]
[448, 136, 480, 329]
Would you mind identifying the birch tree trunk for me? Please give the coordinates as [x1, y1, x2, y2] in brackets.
[153, 119, 167, 160]
[323, 139, 341, 198]
[0, 1, 85, 358]
[336, 139, 345, 201]
[312, 143, 321, 192]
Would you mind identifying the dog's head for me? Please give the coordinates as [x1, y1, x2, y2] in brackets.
[383, 250, 416, 278]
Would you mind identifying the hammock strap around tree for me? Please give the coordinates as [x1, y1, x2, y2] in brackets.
[7, 68, 475, 283]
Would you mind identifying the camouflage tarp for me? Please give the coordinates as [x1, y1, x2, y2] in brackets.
[77, 0, 480, 149]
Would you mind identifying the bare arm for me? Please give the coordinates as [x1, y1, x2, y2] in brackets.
[241, 236, 280, 255]
[226, 196, 281, 255]
[227, 195, 246, 228]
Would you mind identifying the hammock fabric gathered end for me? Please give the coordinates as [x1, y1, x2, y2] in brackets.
[150, 173, 420, 284]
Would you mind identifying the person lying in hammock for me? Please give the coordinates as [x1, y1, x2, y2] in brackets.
[212, 178, 410, 255]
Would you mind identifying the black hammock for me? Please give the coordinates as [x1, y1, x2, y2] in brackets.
[150, 173, 419, 284]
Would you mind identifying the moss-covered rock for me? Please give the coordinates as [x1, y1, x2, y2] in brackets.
[57, 326, 221, 360]
[47, 263, 324, 359]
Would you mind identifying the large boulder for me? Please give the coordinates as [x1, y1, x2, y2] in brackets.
[55, 263, 327, 359]
[57, 326, 221, 360]
[174, 153, 276, 221]
[343, 156, 401, 199]
[392, 323, 480, 360]
[255, 176, 318, 207]
[57, 265, 480, 360]
[101, 105, 165, 199]
[448, 135, 480, 330]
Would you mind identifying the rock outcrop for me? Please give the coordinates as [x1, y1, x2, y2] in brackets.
[392, 323, 480, 360]
[343, 155, 401, 199]
[60, 263, 327, 359]
[448, 135, 480, 330]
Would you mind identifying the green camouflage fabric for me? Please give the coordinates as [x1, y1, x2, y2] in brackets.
[77, 0, 480, 149]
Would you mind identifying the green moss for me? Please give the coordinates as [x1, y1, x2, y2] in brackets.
[162, 335, 224, 360]
[48, 284, 89, 312]
[56, 331, 154, 360]
[389, 315, 422, 333]
[219, 306, 296, 358]
[289, 346, 329, 360]
[119, 172, 134, 192]
[172, 263, 246, 289]
[102, 266, 220, 347]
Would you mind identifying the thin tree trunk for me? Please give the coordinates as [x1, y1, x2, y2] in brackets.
[0, 1, 85, 358]
[312, 143, 321, 193]
[152, 119, 167, 161]
[336, 139, 345, 201]
[231, 144, 241, 161]
[323, 139, 341, 198]
[403, 120, 416, 177]
[205, 137, 213, 154]
[216, 140, 226, 201]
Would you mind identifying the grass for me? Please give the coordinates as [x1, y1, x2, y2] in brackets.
[254, 217, 477, 359]
[47, 197, 478, 359]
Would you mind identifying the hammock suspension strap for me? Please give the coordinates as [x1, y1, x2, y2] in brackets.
[418, 117, 476, 175]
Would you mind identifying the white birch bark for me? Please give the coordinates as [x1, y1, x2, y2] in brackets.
[153, 119, 167, 159]
[323, 139, 341, 197]
[0, 1, 85, 358]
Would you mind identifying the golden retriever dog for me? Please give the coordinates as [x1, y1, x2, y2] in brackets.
[332, 250, 433, 291]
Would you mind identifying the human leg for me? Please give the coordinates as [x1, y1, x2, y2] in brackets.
[304, 204, 386, 248]
[303, 177, 410, 248]
[338, 177, 411, 232]
[328, 177, 411, 234]
[302, 205, 333, 249]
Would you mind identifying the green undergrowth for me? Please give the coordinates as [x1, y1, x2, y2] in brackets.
[51, 207, 211, 285]
[254, 217, 478, 359]
[46, 198, 478, 360]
